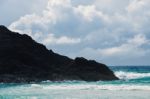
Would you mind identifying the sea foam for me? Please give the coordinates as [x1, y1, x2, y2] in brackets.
[115, 71, 150, 80]
[30, 84, 150, 91]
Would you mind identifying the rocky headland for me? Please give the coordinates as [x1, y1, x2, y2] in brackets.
[0, 25, 118, 83]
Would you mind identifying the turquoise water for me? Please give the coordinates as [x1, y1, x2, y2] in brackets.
[0, 66, 150, 99]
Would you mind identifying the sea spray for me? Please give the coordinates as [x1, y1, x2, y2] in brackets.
[115, 71, 150, 80]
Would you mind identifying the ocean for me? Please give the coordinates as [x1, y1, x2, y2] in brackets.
[0, 66, 150, 99]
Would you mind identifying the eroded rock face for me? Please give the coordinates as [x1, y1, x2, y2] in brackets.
[0, 25, 118, 83]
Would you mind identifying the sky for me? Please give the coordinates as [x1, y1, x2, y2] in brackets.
[0, 0, 150, 66]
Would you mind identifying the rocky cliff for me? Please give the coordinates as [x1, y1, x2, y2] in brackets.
[0, 25, 118, 83]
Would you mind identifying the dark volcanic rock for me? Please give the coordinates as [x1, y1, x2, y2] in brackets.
[0, 25, 118, 83]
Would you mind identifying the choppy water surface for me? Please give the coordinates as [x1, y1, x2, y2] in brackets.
[0, 66, 150, 99]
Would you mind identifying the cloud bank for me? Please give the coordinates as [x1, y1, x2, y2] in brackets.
[8, 0, 150, 65]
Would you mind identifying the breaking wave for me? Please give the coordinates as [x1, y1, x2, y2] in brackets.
[30, 84, 150, 91]
[115, 71, 150, 80]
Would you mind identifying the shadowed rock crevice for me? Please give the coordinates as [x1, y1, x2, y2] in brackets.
[0, 25, 118, 83]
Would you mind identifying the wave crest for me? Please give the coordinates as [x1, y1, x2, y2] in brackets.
[30, 84, 150, 91]
[115, 71, 150, 80]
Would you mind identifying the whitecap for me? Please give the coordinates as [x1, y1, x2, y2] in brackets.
[115, 71, 150, 80]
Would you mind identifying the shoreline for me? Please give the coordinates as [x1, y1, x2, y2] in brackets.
[0, 89, 150, 99]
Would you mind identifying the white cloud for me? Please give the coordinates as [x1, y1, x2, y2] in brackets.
[7, 0, 150, 65]
[109, 34, 147, 55]
[9, 0, 81, 45]
[76, 34, 150, 65]
[127, 0, 148, 13]
[0, 0, 48, 25]
[74, 5, 109, 22]
[48, 0, 71, 7]
[98, 34, 149, 57]
[42, 34, 81, 45]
